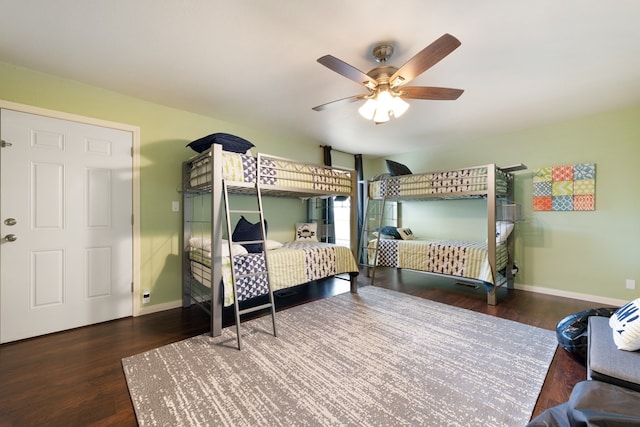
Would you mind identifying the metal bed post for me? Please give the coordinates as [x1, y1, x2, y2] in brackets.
[209, 144, 224, 337]
[486, 164, 498, 306]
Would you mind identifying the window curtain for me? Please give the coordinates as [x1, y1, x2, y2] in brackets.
[321, 145, 335, 243]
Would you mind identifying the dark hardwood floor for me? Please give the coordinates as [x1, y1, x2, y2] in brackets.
[0, 269, 602, 426]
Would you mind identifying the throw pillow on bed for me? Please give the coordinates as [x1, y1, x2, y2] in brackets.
[397, 227, 416, 240]
[232, 216, 268, 253]
[609, 298, 640, 351]
[221, 240, 249, 257]
[295, 223, 318, 242]
[496, 221, 515, 243]
[385, 159, 412, 176]
[186, 132, 255, 154]
[265, 239, 283, 250]
[377, 225, 401, 239]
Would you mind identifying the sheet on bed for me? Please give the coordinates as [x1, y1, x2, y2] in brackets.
[188, 151, 351, 193]
[189, 241, 358, 306]
[368, 238, 507, 284]
[369, 166, 509, 199]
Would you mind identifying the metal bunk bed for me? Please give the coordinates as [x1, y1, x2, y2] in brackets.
[361, 163, 526, 305]
[182, 143, 359, 338]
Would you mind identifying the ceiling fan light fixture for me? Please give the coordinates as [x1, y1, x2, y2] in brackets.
[390, 95, 410, 118]
[358, 89, 409, 123]
[373, 107, 390, 124]
[358, 98, 377, 120]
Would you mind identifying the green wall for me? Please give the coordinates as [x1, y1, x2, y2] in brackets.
[3, 60, 636, 307]
[380, 106, 640, 303]
[0, 62, 327, 309]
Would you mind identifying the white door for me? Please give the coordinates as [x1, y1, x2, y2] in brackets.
[0, 109, 133, 343]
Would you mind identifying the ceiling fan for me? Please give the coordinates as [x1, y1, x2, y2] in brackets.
[312, 33, 464, 124]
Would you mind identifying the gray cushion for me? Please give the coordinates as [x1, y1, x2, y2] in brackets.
[527, 380, 640, 426]
[588, 316, 640, 392]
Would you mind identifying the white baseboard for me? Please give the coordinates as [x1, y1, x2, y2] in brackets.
[515, 283, 628, 307]
[135, 287, 626, 317]
[136, 299, 183, 316]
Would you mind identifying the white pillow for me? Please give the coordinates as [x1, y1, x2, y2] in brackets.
[189, 237, 211, 251]
[265, 239, 283, 250]
[609, 298, 640, 351]
[189, 237, 248, 256]
[295, 223, 318, 242]
[221, 239, 248, 257]
[397, 227, 415, 240]
[496, 221, 515, 243]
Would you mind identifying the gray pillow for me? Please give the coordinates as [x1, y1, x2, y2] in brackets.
[386, 160, 412, 176]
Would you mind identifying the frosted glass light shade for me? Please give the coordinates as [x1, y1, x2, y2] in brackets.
[390, 96, 409, 117]
[376, 90, 393, 112]
[358, 90, 410, 123]
[358, 99, 377, 120]
[373, 107, 390, 123]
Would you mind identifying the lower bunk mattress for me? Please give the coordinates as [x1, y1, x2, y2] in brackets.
[189, 241, 358, 306]
[368, 238, 508, 285]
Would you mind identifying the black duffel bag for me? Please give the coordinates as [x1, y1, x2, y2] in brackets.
[556, 307, 618, 364]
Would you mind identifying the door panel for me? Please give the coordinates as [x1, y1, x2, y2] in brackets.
[1, 109, 133, 343]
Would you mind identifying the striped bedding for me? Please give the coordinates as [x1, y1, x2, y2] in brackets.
[188, 151, 352, 193]
[190, 241, 358, 306]
[368, 238, 507, 285]
[369, 165, 509, 199]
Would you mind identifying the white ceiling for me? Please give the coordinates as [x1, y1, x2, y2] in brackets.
[1, 1, 639, 156]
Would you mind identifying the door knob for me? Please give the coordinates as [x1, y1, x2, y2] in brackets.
[4, 218, 17, 226]
[4, 234, 17, 242]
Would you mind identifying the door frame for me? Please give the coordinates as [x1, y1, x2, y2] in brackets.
[0, 100, 142, 317]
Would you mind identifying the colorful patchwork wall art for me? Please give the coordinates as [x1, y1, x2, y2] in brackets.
[532, 163, 596, 211]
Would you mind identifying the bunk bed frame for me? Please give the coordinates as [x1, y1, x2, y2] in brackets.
[364, 163, 526, 305]
[182, 143, 359, 336]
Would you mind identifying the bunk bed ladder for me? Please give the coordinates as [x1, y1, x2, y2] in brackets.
[357, 195, 388, 285]
[222, 179, 277, 350]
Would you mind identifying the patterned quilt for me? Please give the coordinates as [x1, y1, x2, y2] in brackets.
[190, 241, 358, 306]
[369, 165, 509, 199]
[188, 151, 352, 194]
[368, 238, 507, 284]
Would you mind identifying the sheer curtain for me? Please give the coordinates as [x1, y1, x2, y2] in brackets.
[319, 146, 365, 254]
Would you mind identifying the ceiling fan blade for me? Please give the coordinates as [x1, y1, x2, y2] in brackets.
[399, 86, 464, 100]
[317, 55, 378, 89]
[312, 94, 368, 111]
[390, 34, 461, 87]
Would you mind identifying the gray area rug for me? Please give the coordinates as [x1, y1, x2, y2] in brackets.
[122, 286, 557, 426]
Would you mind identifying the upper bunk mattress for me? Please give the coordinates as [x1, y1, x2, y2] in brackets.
[186, 150, 352, 196]
[369, 165, 509, 199]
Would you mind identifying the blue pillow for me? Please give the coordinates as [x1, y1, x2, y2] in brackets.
[232, 216, 268, 253]
[386, 160, 412, 176]
[377, 226, 401, 239]
[186, 133, 255, 154]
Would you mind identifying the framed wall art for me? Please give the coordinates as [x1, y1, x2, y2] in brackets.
[532, 163, 595, 211]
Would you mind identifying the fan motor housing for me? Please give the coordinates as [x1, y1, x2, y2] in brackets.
[367, 65, 398, 83]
